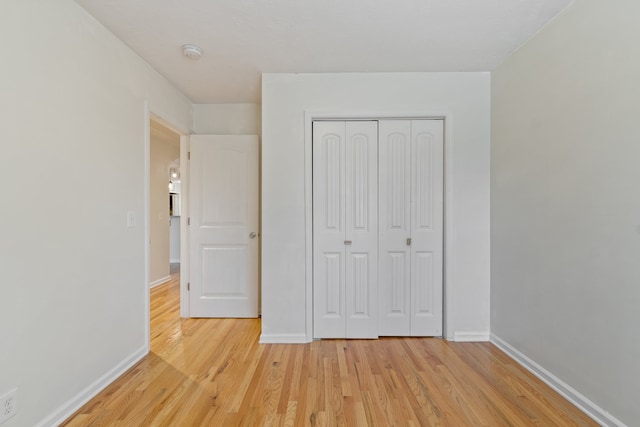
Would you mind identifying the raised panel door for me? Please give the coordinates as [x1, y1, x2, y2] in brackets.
[313, 122, 347, 338]
[378, 121, 412, 336]
[410, 120, 444, 336]
[189, 135, 259, 317]
[345, 121, 378, 338]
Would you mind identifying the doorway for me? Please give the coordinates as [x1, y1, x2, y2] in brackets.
[147, 116, 188, 348]
[149, 119, 182, 288]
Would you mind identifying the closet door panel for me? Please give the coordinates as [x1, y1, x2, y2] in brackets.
[378, 120, 412, 336]
[410, 120, 444, 336]
[345, 121, 378, 338]
[313, 122, 347, 338]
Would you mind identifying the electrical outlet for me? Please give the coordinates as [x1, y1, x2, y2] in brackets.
[0, 388, 17, 424]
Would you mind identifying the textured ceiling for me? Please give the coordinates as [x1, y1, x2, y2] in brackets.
[75, 0, 573, 103]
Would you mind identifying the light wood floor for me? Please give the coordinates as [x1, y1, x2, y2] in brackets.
[62, 268, 596, 426]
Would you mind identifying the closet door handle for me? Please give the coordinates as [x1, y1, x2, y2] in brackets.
[406, 238, 412, 246]
[344, 240, 352, 245]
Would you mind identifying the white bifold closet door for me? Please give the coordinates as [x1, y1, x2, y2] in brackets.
[313, 121, 378, 339]
[379, 120, 444, 336]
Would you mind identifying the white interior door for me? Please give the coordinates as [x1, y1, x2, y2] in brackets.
[378, 121, 412, 335]
[345, 122, 378, 338]
[313, 121, 378, 338]
[314, 119, 443, 338]
[189, 135, 259, 318]
[379, 120, 444, 336]
[313, 122, 346, 337]
[410, 120, 444, 336]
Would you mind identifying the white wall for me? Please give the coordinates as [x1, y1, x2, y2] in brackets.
[261, 73, 490, 342]
[193, 103, 261, 135]
[0, 1, 191, 426]
[491, 1, 640, 425]
[150, 125, 180, 285]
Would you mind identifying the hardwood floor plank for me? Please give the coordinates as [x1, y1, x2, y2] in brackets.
[62, 267, 598, 426]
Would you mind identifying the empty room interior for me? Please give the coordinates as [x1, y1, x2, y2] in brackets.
[1, 0, 638, 426]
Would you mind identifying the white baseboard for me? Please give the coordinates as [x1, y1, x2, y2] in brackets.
[259, 333, 310, 344]
[149, 275, 171, 288]
[490, 334, 626, 427]
[36, 345, 147, 427]
[452, 331, 490, 342]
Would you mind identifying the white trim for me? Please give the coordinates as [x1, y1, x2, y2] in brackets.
[144, 104, 151, 354]
[170, 258, 180, 263]
[442, 115, 455, 340]
[304, 109, 454, 342]
[304, 111, 314, 342]
[35, 345, 147, 427]
[451, 331, 490, 342]
[149, 275, 171, 288]
[259, 333, 310, 344]
[179, 134, 190, 318]
[491, 334, 627, 427]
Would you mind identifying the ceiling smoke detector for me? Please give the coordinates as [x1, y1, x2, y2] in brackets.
[182, 44, 202, 60]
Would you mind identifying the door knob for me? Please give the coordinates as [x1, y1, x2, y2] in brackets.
[249, 232, 257, 239]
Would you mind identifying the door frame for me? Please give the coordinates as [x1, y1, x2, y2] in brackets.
[178, 132, 189, 318]
[144, 106, 191, 353]
[304, 110, 455, 342]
